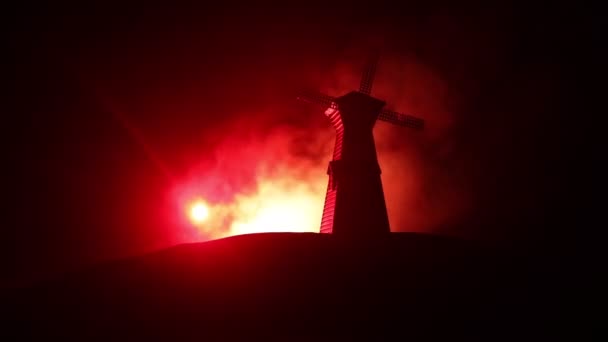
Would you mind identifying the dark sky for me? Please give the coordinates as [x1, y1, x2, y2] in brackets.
[4, 1, 601, 285]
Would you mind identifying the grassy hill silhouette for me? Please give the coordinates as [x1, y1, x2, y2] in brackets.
[5, 232, 568, 339]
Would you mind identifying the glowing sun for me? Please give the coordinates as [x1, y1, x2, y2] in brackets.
[188, 200, 210, 224]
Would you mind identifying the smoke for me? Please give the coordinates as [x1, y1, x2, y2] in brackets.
[373, 54, 471, 234]
[173, 113, 334, 240]
[174, 50, 470, 240]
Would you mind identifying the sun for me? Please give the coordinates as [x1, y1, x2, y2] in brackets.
[189, 200, 210, 224]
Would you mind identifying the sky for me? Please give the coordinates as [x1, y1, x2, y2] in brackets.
[4, 2, 600, 285]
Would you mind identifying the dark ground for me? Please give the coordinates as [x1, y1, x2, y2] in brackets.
[3, 232, 582, 339]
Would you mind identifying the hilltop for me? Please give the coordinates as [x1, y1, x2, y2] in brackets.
[4, 232, 570, 339]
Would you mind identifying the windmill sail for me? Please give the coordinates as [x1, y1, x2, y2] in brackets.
[359, 52, 380, 95]
[296, 91, 335, 108]
[378, 109, 425, 130]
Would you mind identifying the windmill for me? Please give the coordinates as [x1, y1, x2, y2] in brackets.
[297, 53, 424, 236]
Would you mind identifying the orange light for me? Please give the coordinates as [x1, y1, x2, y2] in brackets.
[229, 178, 325, 235]
[189, 200, 209, 224]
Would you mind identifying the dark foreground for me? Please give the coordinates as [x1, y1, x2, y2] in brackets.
[4, 232, 574, 339]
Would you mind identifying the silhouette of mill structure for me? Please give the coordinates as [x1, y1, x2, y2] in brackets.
[298, 53, 425, 236]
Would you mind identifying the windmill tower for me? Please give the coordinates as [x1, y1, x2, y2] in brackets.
[297, 53, 424, 236]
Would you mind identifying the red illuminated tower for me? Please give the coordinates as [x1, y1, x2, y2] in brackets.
[298, 53, 424, 236]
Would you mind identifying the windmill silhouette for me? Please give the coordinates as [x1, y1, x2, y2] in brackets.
[297, 53, 424, 236]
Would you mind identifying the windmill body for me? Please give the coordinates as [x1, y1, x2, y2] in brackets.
[321, 91, 389, 236]
[298, 55, 424, 236]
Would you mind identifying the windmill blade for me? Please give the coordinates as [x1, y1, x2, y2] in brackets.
[296, 90, 336, 108]
[359, 51, 380, 95]
[378, 109, 425, 130]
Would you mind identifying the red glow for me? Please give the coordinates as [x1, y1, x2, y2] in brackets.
[163, 54, 465, 244]
[86, 46, 469, 252]
[171, 124, 332, 241]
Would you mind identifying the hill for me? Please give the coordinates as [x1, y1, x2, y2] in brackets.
[4, 232, 571, 339]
